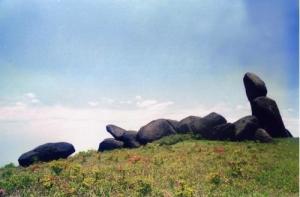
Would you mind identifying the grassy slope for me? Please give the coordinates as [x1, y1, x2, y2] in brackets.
[0, 135, 298, 197]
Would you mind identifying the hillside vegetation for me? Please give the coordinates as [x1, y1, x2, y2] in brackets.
[0, 135, 298, 197]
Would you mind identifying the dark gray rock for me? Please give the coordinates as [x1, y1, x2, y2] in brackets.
[251, 96, 291, 138]
[209, 123, 235, 140]
[98, 138, 124, 152]
[243, 72, 267, 102]
[255, 128, 273, 143]
[137, 119, 177, 144]
[177, 116, 201, 134]
[106, 124, 126, 140]
[120, 130, 141, 148]
[18, 142, 75, 167]
[191, 112, 227, 138]
[233, 116, 259, 141]
[166, 119, 180, 132]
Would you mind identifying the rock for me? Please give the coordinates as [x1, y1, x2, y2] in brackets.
[243, 72, 267, 102]
[255, 128, 273, 143]
[177, 116, 201, 134]
[191, 112, 227, 138]
[251, 96, 291, 137]
[18, 142, 75, 167]
[285, 129, 293, 137]
[106, 124, 126, 140]
[137, 119, 177, 144]
[98, 138, 124, 152]
[209, 123, 235, 140]
[120, 130, 141, 148]
[166, 119, 180, 132]
[233, 116, 259, 141]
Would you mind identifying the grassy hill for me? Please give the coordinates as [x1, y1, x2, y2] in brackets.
[0, 135, 298, 196]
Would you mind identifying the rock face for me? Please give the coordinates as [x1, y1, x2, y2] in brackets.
[106, 125, 126, 140]
[18, 142, 75, 167]
[120, 130, 141, 148]
[177, 116, 201, 134]
[210, 123, 235, 140]
[192, 112, 227, 138]
[243, 72, 267, 102]
[255, 128, 273, 143]
[137, 119, 177, 144]
[233, 116, 259, 141]
[251, 96, 291, 137]
[98, 138, 124, 152]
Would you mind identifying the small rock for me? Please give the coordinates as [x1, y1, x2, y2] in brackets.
[98, 138, 124, 152]
[255, 128, 273, 143]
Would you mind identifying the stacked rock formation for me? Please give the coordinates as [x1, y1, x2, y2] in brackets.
[99, 72, 292, 152]
[243, 72, 292, 138]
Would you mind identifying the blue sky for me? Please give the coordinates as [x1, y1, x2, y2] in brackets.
[0, 0, 298, 166]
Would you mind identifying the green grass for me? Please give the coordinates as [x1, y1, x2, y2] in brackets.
[0, 135, 298, 196]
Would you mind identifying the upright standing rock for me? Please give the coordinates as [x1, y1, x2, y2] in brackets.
[252, 96, 291, 137]
[243, 72, 267, 102]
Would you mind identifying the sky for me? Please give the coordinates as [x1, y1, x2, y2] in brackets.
[0, 0, 298, 166]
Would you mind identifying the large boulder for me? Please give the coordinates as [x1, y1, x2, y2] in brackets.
[167, 119, 180, 132]
[243, 72, 267, 102]
[191, 112, 227, 138]
[18, 142, 75, 167]
[251, 96, 291, 137]
[209, 123, 235, 140]
[106, 124, 126, 140]
[120, 130, 141, 148]
[98, 138, 124, 152]
[233, 116, 259, 141]
[255, 128, 273, 143]
[177, 116, 201, 134]
[137, 119, 177, 144]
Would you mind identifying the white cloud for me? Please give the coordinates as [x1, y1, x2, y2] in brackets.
[24, 92, 36, 99]
[31, 98, 40, 104]
[101, 97, 115, 104]
[135, 95, 142, 100]
[136, 99, 157, 108]
[88, 101, 99, 107]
